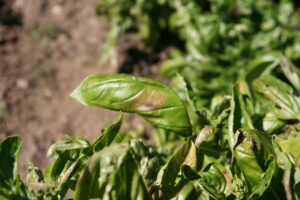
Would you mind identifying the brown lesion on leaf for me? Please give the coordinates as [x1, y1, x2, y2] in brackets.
[220, 168, 232, 190]
[234, 130, 245, 149]
[235, 130, 263, 155]
[115, 87, 171, 112]
[133, 88, 167, 112]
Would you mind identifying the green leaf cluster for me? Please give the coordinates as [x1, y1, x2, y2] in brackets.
[2, 0, 300, 199]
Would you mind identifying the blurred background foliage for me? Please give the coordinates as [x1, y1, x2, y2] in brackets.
[97, 0, 300, 105]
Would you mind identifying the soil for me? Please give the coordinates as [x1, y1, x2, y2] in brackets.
[0, 0, 163, 176]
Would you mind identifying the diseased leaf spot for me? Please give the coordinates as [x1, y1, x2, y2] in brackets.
[234, 130, 245, 148]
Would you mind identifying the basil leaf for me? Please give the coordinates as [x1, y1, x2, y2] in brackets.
[74, 141, 152, 200]
[0, 136, 29, 199]
[233, 129, 277, 198]
[0, 136, 21, 182]
[92, 114, 123, 152]
[156, 140, 202, 198]
[71, 74, 192, 136]
[254, 75, 300, 121]
[273, 137, 297, 200]
[228, 83, 254, 150]
[47, 135, 89, 158]
[182, 163, 233, 200]
[197, 163, 232, 199]
[280, 55, 300, 93]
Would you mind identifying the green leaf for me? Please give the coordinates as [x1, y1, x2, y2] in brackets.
[197, 163, 232, 199]
[110, 157, 152, 200]
[173, 183, 199, 200]
[195, 125, 215, 148]
[47, 135, 89, 158]
[0, 136, 22, 183]
[169, 74, 201, 132]
[50, 150, 81, 184]
[130, 171, 153, 200]
[210, 95, 231, 118]
[254, 75, 300, 121]
[233, 129, 277, 198]
[155, 140, 201, 198]
[277, 137, 300, 166]
[0, 136, 29, 199]
[26, 161, 44, 184]
[26, 162, 52, 199]
[273, 138, 295, 200]
[92, 114, 123, 152]
[243, 53, 280, 84]
[262, 112, 286, 134]
[74, 141, 152, 200]
[155, 141, 191, 198]
[45, 136, 91, 199]
[74, 143, 130, 200]
[182, 163, 233, 200]
[160, 58, 200, 78]
[228, 83, 254, 150]
[71, 73, 192, 136]
[280, 55, 300, 92]
[46, 136, 89, 187]
[231, 176, 247, 200]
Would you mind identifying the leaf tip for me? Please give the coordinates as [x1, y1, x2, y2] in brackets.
[70, 86, 87, 106]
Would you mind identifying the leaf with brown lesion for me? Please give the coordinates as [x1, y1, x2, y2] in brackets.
[71, 74, 192, 136]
